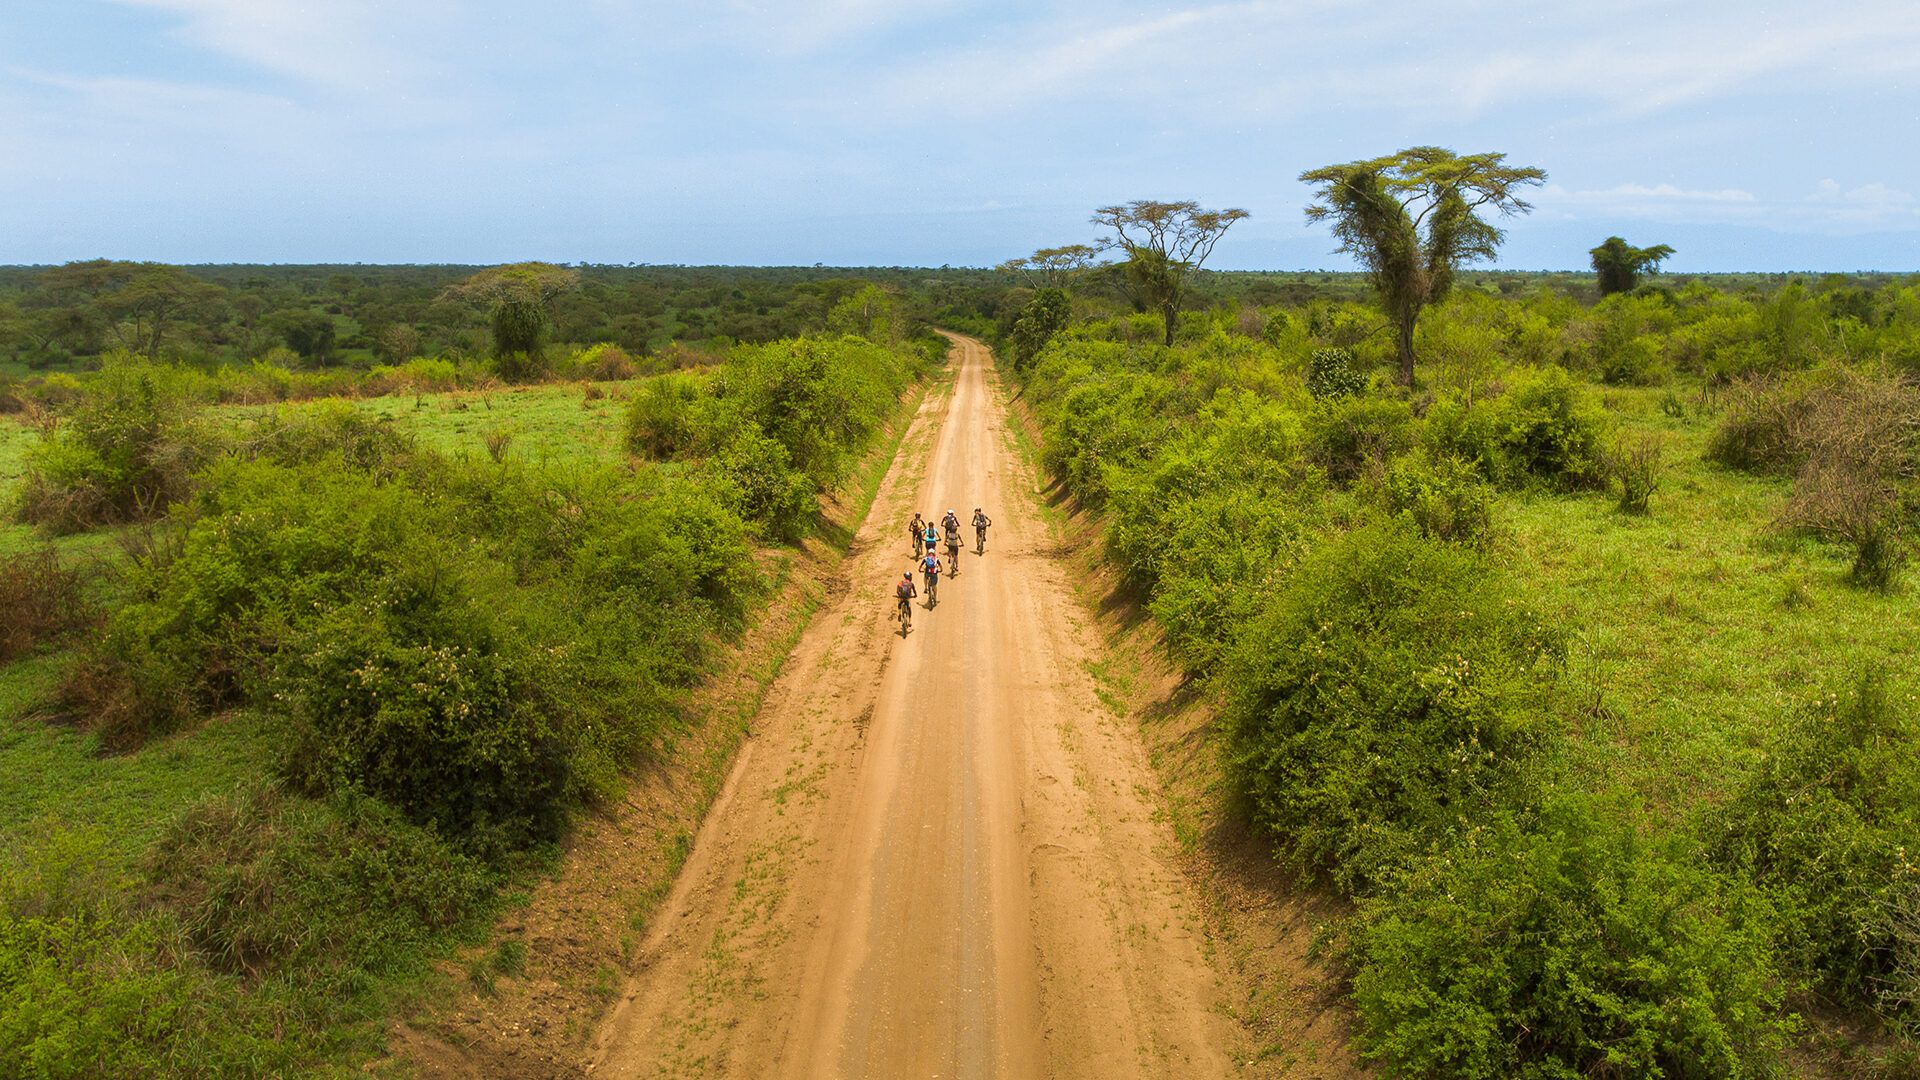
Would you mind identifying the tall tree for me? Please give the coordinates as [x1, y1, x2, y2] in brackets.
[1589, 236, 1676, 296]
[1091, 200, 1249, 346]
[1301, 147, 1544, 385]
[442, 262, 580, 379]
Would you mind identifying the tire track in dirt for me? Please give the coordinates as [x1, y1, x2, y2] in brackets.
[587, 334, 1239, 1078]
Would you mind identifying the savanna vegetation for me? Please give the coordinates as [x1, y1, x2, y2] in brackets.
[0, 267, 944, 1074]
[1003, 173, 1920, 1077]
[3, 190, 1916, 1075]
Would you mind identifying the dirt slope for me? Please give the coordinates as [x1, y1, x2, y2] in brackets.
[588, 335, 1241, 1078]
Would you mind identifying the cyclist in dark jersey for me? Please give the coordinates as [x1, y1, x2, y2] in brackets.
[895, 572, 917, 628]
[972, 508, 990, 553]
[910, 513, 927, 557]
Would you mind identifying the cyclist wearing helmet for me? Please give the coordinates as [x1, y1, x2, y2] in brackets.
[909, 513, 927, 557]
[920, 548, 943, 604]
[894, 571, 917, 628]
[972, 507, 991, 553]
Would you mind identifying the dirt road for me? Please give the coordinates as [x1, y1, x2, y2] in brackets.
[589, 335, 1239, 1078]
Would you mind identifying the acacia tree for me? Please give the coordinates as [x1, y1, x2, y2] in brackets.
[442, 262, 580, 379]
[1301, 147, 1544, 385]
[1590, 236, 1676, 296]
[1091, 200, 1249, 346]
[38, 260, 225, 360]
[998, 244, 1103, 290]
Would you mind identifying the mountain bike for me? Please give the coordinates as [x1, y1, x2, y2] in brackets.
[896, 594, 913, 634]
[974, 524, 987, 554]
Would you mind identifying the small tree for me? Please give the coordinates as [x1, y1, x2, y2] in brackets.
[442, 263, 581, 381]
[277, 311, 338, 366]
[1590, 236, 1676, 296]
[1008, 287, 1071, 371]
[1301, 148, 1544, 385]
[1091, 200, 1249, 346]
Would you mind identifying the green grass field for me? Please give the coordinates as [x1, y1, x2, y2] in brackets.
[1504, 385, 1920, 817]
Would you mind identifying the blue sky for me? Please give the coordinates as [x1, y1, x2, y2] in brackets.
[2, 0, 1916, 270]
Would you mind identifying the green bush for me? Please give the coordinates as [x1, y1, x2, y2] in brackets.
[1306, 346, 1366, 400]
[17, 354, 211, 531]
[1222, 521, 1562, 891]
[1377, 450, 1495, 546]
[1706, 671, 1920, 1028]
[1427, 365, 1611, 490]
[1104, 393, 1336, 671]
[0, 835, 193, 1079]
[625, 371, 712, 458]
[1305, 394, 1415, 485]
[702, 422, 818, 541]
[71, 446, 755, 853]
[1353, 796, 1788, 1078]
[147, 785, 496, 980]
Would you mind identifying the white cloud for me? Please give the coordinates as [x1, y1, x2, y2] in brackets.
[862, 0, 1920, 125]
[101, 0, 449, 100]
[1538, 178, 1920, 234]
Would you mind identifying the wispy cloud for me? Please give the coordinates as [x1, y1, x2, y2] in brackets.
[1539, 179, 1920, 234]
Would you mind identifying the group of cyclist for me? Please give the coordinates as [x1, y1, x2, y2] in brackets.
[895, 507, 991, 629]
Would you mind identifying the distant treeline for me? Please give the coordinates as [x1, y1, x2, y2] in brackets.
[3, 260, 1909, 374]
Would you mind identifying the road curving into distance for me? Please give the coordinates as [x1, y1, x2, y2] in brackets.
[588, 334, 1238, 1078]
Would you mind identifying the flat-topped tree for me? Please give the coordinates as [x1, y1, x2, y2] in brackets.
[1091, 200, 1249, 346]
[1301, 147, 1544, 385]
[998, 244, 1103, 290]
[1590, 236, 1676, 296]
[442, 262, 580, 380]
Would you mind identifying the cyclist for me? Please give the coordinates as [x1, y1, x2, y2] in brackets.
[909, 513, 927, 557]
[895, 572, 917, 629]
[920, 548, 942, 605]
[922, 520, 940, 558]
[972, 507, 991, 553]
[941, 508, 960, 535]
[944, 520, 961, 572]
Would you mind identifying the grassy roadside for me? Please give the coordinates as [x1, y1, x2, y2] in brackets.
[993, 361, 1366, 1078]
[382, 367, 941, 1077]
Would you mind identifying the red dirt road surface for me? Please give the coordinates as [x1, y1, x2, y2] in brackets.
[588, 334, 1239, 1078]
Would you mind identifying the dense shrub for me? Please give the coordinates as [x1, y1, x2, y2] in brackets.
[1354, 796, 1788, 1078]
[1008, 288, 1070, 371]
[147, 785, 495, 979]
[0, 834, 196, 1079]
[625, 371, 713, 458]
[624, 336, 924, 531]
[1305, 394, 1415, 484]
[1709, 369, 1920, 586]
[70, 445, 756, 851]
[16, 356, 211, 531]
[1427, 365, 1611, 490]
[0, 549, 97, 661]
[701, 423, 819, 541]
[1306, 346, 1366, 400]
[1222, 521, 1563, 891]
[1376, 450, 1495, 546]
[1104, 393, 1338, 671]
[1706, 671, 1920, 1029]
